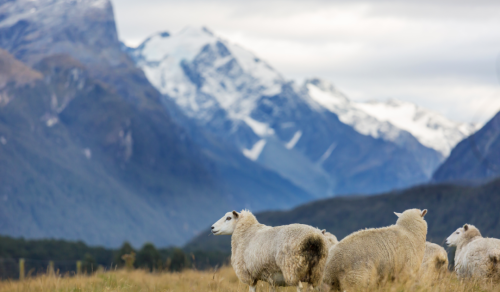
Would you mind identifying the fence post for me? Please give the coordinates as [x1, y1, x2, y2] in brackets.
[19, 258, 25, 280]
[48, 261, 54, 276]
[76, 261, 82, 275]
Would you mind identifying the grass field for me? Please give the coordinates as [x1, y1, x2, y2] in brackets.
[0, 267, 499, 292]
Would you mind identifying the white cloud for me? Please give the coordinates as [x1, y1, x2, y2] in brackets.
[112, 0, 500, 124]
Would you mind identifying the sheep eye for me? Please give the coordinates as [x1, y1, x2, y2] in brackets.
[456, 232, 459, 234]
[226, 217, 232, 221]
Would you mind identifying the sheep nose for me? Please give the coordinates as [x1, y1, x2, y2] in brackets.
[211, 226, 214, 230]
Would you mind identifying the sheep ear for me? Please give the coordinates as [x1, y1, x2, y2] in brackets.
[421, 209, 427, 217]
[463, 224, 468, 231]
[232, 210, 239, 218]
[322, 229, 326, 235]
[394, 212, 402, 218]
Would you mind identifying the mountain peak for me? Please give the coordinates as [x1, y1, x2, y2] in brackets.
[130, 26, 284, 121]
[306, 78, 477, 156]
[133, 26, 218, 65]
[304, 78, 349, 107]
[306, 78, 339, 95]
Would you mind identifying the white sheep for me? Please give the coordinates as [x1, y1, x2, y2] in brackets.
[320, 229, 338, 248]
[211, 210, 328, 292]
[446, 224, 500, 282]
[420, 242, 449, 280]
[322, 208, 428, 291]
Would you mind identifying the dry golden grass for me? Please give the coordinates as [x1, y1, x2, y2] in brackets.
[0, 267, 498, 292]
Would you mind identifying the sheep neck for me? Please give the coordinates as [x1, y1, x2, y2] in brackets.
[231, 212, 260, 253]
[456, 233, 482, 254]
[396, 219, 427, 243]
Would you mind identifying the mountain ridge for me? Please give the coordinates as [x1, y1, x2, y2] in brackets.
[304, 78, 477, 157]
[127, 27, 472, 196]
[433, 111, 500, 183]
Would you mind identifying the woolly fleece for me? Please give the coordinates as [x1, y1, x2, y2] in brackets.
[322, 208, 428, 291]
[420, 242, 448, 280]
[448, 224, 500, 282]
[230, 210, 328, 289]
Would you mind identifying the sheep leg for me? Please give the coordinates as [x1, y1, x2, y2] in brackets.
[297, 281, 304, 292]
[249, 285, 256, 292]
[300, 282, 320, 292]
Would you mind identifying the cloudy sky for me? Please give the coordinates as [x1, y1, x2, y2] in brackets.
[113, 0, 500, 124]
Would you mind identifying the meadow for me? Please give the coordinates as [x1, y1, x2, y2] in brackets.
[0, 266, 499, 292]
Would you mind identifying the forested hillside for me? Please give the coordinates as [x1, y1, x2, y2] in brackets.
[186, 177, 500, 252]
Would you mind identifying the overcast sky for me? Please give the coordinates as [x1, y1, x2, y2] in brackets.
[113, 0, 500, 124]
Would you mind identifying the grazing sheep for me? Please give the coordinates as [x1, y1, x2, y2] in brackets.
[323, 208, 428, 291]
[320, 229, 338, 248]
[211, 210, 328, 292]
[420, 242, 449, 280]
[446, 224, 500, 282]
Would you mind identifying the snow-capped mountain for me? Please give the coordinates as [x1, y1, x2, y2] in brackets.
[132, 27, 283, 123]
[304, 79, 478, 157]
[131, 27, 284, 159]
[128, 26, 464, 196]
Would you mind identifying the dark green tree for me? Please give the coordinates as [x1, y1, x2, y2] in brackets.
[136, 243, 160, 271]
[168, 248, 189, 272]
[114, 242, 136, 268]
[82, 253, 96, 274]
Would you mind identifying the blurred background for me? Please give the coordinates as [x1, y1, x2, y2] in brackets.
[0, 0, 499, 277]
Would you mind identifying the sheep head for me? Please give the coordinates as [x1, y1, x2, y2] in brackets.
[211, 210, 240, 235]
[446, 224, 482, 247]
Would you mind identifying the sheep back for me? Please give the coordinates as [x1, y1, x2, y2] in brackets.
[231, 217, 328, 288]
[420, 242, 448, 280]
[323, 209, 427, 291]
[457, 238, 500, 282]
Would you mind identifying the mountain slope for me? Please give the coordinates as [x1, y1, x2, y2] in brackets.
[128, 27, 469, 196]
[185, 177, 500, 253]
[0, 53, 222, 246]
[433, 111, 500, 183]
[0, 1, 314, 246]
[0, 52, 313, 247]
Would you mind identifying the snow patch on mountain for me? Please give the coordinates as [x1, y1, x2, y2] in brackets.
[243, 117, 275, 137]
[305, 78, 478, 156]
[286, 131, 302, 149]
[243, 139, 267, 161]
[317, 143, 337, 165]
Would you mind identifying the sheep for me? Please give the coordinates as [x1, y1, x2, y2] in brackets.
[322, 208, 428, 291]
[320, 229, 338, 248]
[211, 210, 328, 292]
[420, 242, 449, 280]
[446, 224, 500, 282]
